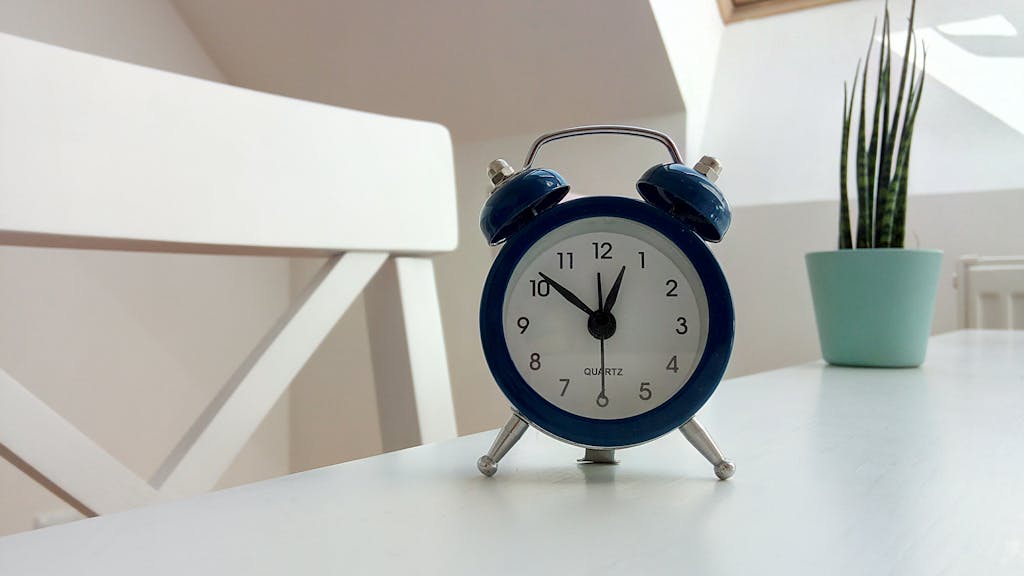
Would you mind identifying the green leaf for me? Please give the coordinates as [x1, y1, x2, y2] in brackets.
[867, 11, 888, 247]
[855, 20, 877, 249]
[892, 46, 926, 247]
[839, 78, 854, 249]
[878, 0, 916, 247]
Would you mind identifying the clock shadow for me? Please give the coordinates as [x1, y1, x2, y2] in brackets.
[470, 461, 729, 487]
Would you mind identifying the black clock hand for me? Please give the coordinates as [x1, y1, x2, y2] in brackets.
[597, 338, 608, 407]
[595, 272, 609, 407]
[602, 266, 626, 313]
[538, 272, 594, 316]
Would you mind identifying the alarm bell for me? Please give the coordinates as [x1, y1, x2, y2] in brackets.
[478, 126, 731, 245]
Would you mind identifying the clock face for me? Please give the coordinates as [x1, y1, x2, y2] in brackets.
[502, 216, 709, 421]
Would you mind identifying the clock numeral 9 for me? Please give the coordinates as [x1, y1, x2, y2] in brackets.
[517, 316, 529, 334]
[529, 278, 550, 297]
[557, 251, 574, 270]
[559, 378, 570, 396]
[639, 382, 652, 400]
[665, 279, 679, 297]
[675, 316, 688, 335]
[529, 353, 541, 370]
[592, 241, 612, 259]
[666, 355, 679, 373]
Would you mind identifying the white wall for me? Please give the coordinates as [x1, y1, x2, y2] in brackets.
[287, 260, 383, 472]
[700, 0, 1024, 207]
[0, 0, 292, 537]
[648, 0, 724, 156]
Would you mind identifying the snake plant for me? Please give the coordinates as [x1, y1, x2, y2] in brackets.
[839, 0, 926, 249]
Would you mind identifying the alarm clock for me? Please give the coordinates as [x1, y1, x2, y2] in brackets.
[475, 125, 736, 479]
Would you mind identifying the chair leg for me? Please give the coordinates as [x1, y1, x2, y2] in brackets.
[0, 369, 159, 515]
[393, 256, 458, 444]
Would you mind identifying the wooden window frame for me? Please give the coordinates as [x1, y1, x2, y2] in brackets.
[717, 0, 849, 24]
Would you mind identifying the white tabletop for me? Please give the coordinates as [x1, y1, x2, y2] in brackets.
[2, 330, 1023, 575]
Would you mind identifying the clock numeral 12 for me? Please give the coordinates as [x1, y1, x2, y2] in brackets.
[557, 251, 574, 270]
[592, 241, 612, 259]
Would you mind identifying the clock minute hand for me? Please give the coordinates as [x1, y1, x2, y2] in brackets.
[538, 272, 595, 316]
[602, 266, 626, 313]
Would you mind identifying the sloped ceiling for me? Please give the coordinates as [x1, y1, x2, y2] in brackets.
[172, 0, 684, 140]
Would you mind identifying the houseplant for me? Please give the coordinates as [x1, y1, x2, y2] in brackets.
[806, 0, 942, 367]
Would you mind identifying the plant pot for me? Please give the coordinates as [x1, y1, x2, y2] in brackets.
[805, 249, 943, 367]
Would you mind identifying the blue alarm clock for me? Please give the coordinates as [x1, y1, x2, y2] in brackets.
[476, 126, 736, 479]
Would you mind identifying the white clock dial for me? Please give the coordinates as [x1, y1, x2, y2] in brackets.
[503, 216, 709, 420]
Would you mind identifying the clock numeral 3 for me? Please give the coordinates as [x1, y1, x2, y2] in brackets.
[592, 241, 612, 259]
[559, 378, 570, 396]
[666, 355, 679, 373]
[639, 382, 652, 400]
[529, 279, 550, 297]
[557, 251, 574, 270]
[675, 316, 688, 335]
[529, 353, 541, 370]
[517, 316, 529, 334]
[665, 279, 679, 297]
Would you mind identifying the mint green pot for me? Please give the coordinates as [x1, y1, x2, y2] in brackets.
[805, 249, 943, 367]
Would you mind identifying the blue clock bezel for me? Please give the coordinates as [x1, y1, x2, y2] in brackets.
[480, 196, 734, 448]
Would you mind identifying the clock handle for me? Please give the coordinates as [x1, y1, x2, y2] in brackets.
[680, 418, 736, 480]
[477, 413, 530, 477]
[522, 125, 683, 169]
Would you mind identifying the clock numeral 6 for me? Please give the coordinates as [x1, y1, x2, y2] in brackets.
[529, 353, 541, 370]
[559, 378, 570, 396]
[529, 278, 550, 297]
[639, 382, 652, 401]
[517, 316, 529, 334]
[666, 355, 679, 373]
[675, 316, 688, 335]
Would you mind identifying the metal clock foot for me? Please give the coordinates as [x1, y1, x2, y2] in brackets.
[477, 413, 529, 477]
[680, 418, 735, 480]
[577, 448, 617, 464]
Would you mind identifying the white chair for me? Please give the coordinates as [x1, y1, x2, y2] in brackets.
[955, 255, 1024, 329]
[0, 33, 458, 516]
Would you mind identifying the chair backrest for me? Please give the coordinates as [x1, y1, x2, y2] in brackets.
[956, 255, 1024, 329]
[0, 32, 459, 520]
[0, 32, 456, 256]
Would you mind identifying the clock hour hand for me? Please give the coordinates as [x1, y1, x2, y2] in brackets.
[602, 266, 626, 313]
[538, 272, 594, 316]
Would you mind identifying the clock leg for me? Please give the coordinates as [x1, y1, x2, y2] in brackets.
[577, 448, 617, 464]
[477, 413, 529, 477]
[679, 418, 735, 480]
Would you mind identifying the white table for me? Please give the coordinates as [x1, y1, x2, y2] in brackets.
[2, 330, 1022, 575]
